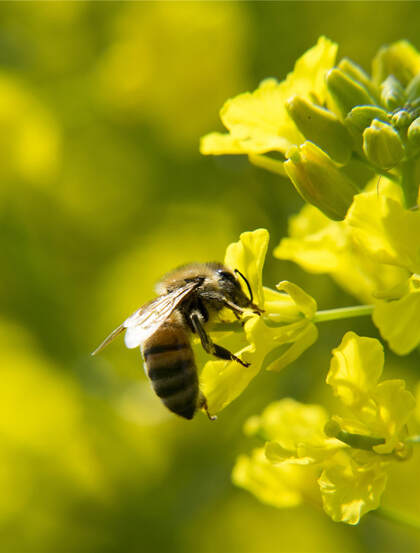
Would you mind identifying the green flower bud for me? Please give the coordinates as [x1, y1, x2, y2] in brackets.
[284, 141, 359, 220]
[372, 40, 420, 87]
[363, 119, 404, 170]
[406, 73, 420, 104]
[391, 108, 415, 129]
[326, 68, 375, 119]
[380, 75, 406, 110]
[345, 106, 390, 150]
[324, 419, 341, 438]
[338, 57, 379, 101]
[286, 96, 352, 164]
[407, 116, 420, 147]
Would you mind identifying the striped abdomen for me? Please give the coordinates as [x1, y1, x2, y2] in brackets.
[142, 318, 198, 420]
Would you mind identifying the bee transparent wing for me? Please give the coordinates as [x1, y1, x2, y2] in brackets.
[91, 324, 125, 356]
[123, 281, 199, 348]
[91, 280, 199, 356]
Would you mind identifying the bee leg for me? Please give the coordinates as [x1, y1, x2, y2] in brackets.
[190, 312, 251, 368]
[222, 299, 245, 317]
[198, 392, 217, 421]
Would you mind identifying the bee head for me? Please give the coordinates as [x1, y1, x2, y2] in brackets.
[216, 267, 255, 309]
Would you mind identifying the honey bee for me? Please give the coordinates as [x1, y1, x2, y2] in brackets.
[92, 263, 262, 420]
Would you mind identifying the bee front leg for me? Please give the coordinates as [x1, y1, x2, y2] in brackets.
[190, 312, 250, 368]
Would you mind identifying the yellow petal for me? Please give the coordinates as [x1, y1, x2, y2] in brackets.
[249, 398, 329, 449]
[199, 338, 260, 415]
[371, 380, 415, 454]
[264, 323, 318, 373]
[232, 448, 314, 508]
[276, 280, 317, 319]
[200, 132, 249, 155]
[347, 192, 420, 274]
[319, 450, 388, 524]
[327, 332, 384, 406]
[274, 203, 407, 304]
[224, 228, 269, 308]
[201, 37, 337, 156]
[373, 288, 420, 354]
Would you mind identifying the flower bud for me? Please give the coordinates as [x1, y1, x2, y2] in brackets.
[345, 106, 389, 150]
[372, 40, 420, 87]
[391, 108, 414, 129]
[284, 141, 359, 220]
[407, 116, 420, 147]
[380, 75, 405, 110]
[363, 119, 404, 169]
[286, 96, 352, 164]
[338, 58, 379, 101]
[406, 73, 420, 104]
[326, 68, 375, 119]
[324, 419, 341, 438]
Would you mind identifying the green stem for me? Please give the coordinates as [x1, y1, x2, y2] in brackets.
[248, 154, 287, 177]
[313, 304, 374, 323]
[406, 435, 420, 444]
[210, 304, 375, 331]
[374, 506, 420, 532]
[400, 159, 418, 208]
[354, 153, 399, 183]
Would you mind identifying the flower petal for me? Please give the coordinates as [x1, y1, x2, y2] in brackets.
[199, 339, 261, 415]
[346, 192, 420, 274]
[276, 280, 317, 319]
[263, 323, 318, 373]
[274, 204, 407, 303]
[232, 448, 315, 508]
[319, 450, 388, 524]
[224, 228, 269, 308]
[201, 37, 337, 156]
[373, 288, 420, 355]
[327, 332, 384, 406]
[371, 380, 415, 454]
[247, 398, 329, 449]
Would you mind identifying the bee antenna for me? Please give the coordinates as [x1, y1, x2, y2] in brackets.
[234, 269, 253, 303]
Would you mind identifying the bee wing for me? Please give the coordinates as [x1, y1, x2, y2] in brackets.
[91, 281, 198, 356]
[123, 281, 198, 348]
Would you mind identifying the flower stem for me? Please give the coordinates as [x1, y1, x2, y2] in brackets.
[248, 154, 287, 177]
[400, 159, 418, 208]
[374, 506, 420, 532]
[406, 435, 420, 444]
[313, 304, 374, 323]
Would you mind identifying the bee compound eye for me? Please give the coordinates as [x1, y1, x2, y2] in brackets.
[218, 270, 237, 283]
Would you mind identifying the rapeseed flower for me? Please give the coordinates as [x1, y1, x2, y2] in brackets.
[233, 332, 416, 524]
[200, 229, 318, 415]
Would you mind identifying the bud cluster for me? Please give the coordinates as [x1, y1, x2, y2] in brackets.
[285, 40, 420, 218]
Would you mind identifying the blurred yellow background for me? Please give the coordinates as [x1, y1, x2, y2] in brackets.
[1, 2, 420, 551]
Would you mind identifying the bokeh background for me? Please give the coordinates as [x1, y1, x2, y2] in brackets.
[1, 2, 420, 552]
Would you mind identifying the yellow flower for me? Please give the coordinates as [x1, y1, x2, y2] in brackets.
[347, 191, 420, 354]
[200, 37, 337, 157]
[232, 448, 319, 509]
[274, 199, 407, 304]
[233, 333, 416, 524]
[318, 449, 388, 525]
[199, 229, 318, 414]
[327, 332, 415, 454]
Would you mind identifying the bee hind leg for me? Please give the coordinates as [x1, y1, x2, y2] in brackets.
[198, 392, 217, 421]
[190, 312, 251, 368]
